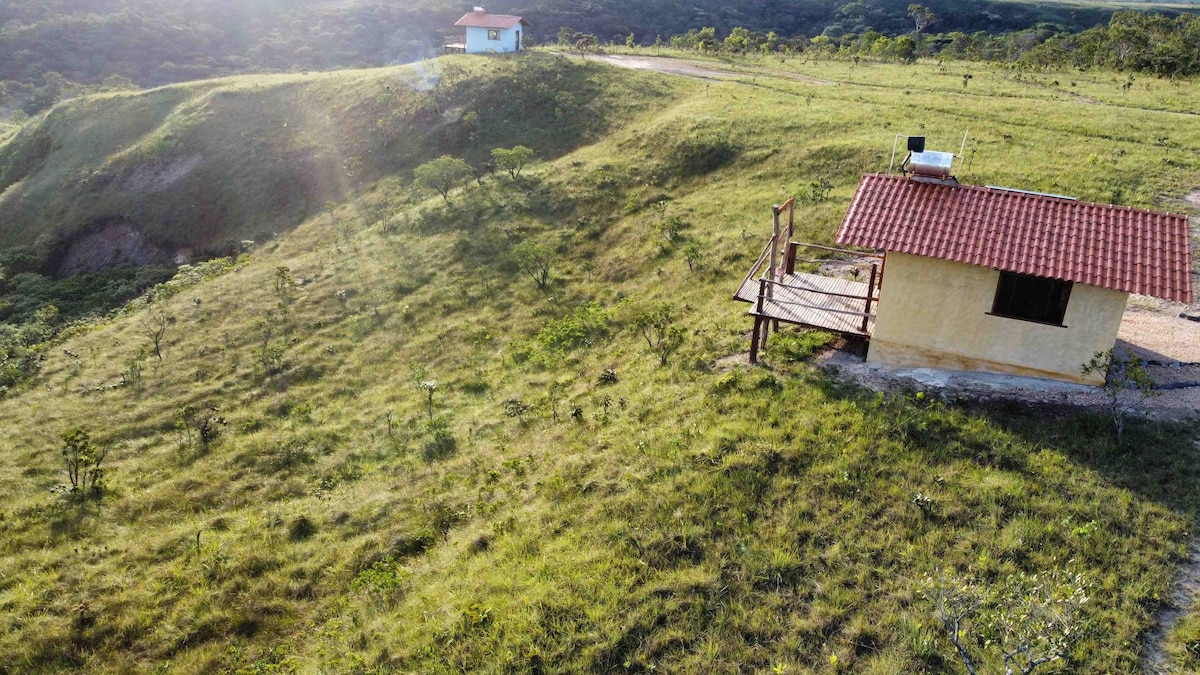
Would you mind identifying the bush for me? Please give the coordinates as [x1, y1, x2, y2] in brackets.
[59, 427, 109, 500]
[289, 515, 317, 541]
[631, 303, 686, 365]
[536, 302, 609, 353]
[423, 419, 457, 461]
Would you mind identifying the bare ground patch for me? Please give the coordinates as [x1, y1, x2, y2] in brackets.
[572, 53, 835, 85]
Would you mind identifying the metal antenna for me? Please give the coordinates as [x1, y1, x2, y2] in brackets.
[888, 134, 906, 175]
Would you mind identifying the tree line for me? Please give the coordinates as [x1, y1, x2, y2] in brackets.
[3, 0, 1189, 119]
[599, 10, 1200, 78]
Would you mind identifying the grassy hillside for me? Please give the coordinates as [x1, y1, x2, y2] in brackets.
[0, 55, 657, 272]
[0, 53, 1199, 673]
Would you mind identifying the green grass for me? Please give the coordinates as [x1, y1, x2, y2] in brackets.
[0, 54, 1199, 673]
[0, 54, 674, 264]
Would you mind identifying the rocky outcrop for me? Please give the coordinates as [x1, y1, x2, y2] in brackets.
[53, 220, 172, 277]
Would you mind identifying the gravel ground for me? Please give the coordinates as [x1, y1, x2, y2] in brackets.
[815, 299, 1200, 423]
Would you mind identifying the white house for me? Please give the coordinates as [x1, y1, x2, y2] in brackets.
[453, 8, 529, 54]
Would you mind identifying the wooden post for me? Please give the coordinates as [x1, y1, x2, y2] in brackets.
[768, 206, 780, 293]
[756, 278, 770, 350]
[749, 316, 763, 363]
[767, 207, 781, 341]
[862, 263, 878, 334]
[787, 200, 795, 248]
[785, 242, 798, 275]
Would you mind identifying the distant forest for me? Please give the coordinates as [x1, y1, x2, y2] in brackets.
[2, 0, 1199, 118]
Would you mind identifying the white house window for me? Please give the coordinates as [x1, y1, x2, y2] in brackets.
[487, 29, 500, 40]
[990, 271, 1072, 326]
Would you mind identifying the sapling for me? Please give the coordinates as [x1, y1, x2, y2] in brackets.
[1081, 348, 1156, 444]
[682, 240, 702, 273]
[511, 240, 554, 291]
[923, 569, 1089, 675]
[631, 304, 686, 365]
[418, 380, 436, 420]
[60, 427, 108, 500]
[178, 402, 226, 450]
[546, 381, 567, 422]
[139, 311, 170, 361]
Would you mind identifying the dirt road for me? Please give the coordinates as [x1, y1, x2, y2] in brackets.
[566, 52, 834, 85]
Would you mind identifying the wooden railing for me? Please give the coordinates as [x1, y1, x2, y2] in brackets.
[743, 201, 888, 361]
[755, 244, 882, 334]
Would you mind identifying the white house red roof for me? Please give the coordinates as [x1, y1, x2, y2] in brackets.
[454, 11, 529, 29]
[835, 173, 1194, 303]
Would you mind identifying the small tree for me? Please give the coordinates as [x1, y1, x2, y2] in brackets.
[178, 403, 226, 450]
[682, 241, 702, 273]
[546, 381, 567, 422]
[61, 428, 109, 500]
[557, 27, 575, 48]
[574, 33, 597, 58]
[414, 155, 473, 202]
[511, 240, 554, 290]
[924, 570, 1089, 675]
[632, 304, 686, 366]
[140, 311, 170, 361]
[1081, 348, 1156, 443]
[491, 146, 534, 179]
[894, 34, 918, 63]
[907, 3, 937, 38]
[418, 380, 436, 420]
[343, 155, 365, 192]
[274, 266, 294, 296]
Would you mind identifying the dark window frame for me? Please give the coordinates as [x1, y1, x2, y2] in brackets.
[487, 29, 501, 40]
[989, 271, 1073, 327]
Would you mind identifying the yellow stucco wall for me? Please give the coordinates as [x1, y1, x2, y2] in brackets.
[867, 252, 1128, 385]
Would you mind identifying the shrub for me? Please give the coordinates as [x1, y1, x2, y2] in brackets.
[351, 558, 410, 604]
[178, 403, 226, 450]
[631, 304, 686, 365]
[59, 427, 109, 500]
[536, 302, 609, 353]
[289, 515, 317, 541]
[423, 419, 456, 461]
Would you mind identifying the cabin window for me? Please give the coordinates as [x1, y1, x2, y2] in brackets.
[487, 29, 500, 40]
[990, 271, 1072, 326]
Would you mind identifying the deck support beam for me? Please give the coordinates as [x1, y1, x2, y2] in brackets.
[749, 316, 764, 363]
[861, 263, 878, 334]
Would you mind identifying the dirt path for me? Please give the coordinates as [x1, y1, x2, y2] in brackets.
[1143, 525, 1200, 674]
[568, 53, 835, 85]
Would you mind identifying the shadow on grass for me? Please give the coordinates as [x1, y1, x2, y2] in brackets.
[801, 361, 1200, 516]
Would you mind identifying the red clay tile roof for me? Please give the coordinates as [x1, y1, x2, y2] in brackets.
[454, 12, 528, 29]
[835, 173, 1194, 303]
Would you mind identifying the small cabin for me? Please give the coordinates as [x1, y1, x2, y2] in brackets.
[736, 147, 1194, 386]
[452, 8, 529, 54]
[836, 172, 1192, 384]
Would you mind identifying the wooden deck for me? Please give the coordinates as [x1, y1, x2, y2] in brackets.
[735, 272, 877, 336]
[734, 200, 883, 363]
